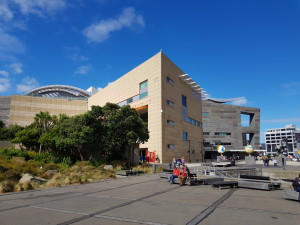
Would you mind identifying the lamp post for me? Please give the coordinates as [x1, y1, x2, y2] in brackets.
[186, 140, 191, 163]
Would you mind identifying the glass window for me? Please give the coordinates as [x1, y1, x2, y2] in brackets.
[167, 100, 174, 107]
[167, 144, 175, 150]
[203, 132, 210, 135]
[167, 120, 174, 126]
[182, 132, 188, 141]
[139, 80, 148, 89]
[127, 98, 133, 104]
[202, 112, 209, 116]
[167, 77, 174, 85]
[139, 80, 148, 99]
[182, 95, 187, 107]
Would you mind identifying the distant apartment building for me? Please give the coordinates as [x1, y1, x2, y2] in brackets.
[89, 52, 204, 163]
[265, 124, 300, 156]
[202, 100, 260, 158]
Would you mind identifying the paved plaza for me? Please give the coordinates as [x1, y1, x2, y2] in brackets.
[0, 172, 299, 225]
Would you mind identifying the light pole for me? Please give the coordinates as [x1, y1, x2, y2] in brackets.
[187, 140, 191, 163]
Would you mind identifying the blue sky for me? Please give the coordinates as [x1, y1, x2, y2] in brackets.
[0, 0, 300, 141]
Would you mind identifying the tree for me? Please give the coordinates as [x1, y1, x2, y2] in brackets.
[33, 112, 57, 154]
[101, 103, 149, 164]
[0, 120, 4, 129]
[12, 126, 40, 150]
[40, 115, 94, 161]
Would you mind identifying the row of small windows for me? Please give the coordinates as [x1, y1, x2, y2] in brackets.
[215, 132, 231, 136]
[203, 132, 231, 136]
[117, 80, 148, 106]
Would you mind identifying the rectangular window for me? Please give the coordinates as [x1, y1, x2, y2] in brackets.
[167, 144, 175, 150]
[167, 120, 174, 126]
[202, 112, 209, 116]
[182, 95, 187, 107]
[215, 132, 231, 136]
[182, 132, 188, 141]
[167, 100, 174, 107]
[127, 97, 133, 104]
[167, 77, 174, 85]
[139, 80, 148, 99]
[203, 132, 210, 135]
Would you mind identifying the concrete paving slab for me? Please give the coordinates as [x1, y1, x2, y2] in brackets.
[0, 190, 77, 205]
[0, 206, 83, 225]
[201, 207, 299, 225]
[148, 188, 223, 206]
[72, 216, 143, 225]
[101, 200, 208, 225]
[36, 195, 131, 214]
[220, 189, 300, 214]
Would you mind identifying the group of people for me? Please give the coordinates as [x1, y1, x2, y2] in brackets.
[169, 157, 186, 169]
[168, 157, 190, 186]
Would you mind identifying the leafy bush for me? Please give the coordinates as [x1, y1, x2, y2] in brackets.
[4, 169, 21, 181]
[1, 180, 16, 193]
[0, 148, 28, 159]
[43, 163, 60, 172]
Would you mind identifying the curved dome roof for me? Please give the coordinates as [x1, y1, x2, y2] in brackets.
[25, 85, 91, 99]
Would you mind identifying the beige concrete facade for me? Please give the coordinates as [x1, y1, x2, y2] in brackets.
[88, 52, 203, 163]
[9, 95, 88, 126]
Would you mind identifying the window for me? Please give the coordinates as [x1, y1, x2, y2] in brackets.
[167, 77, 174, 85]
[215, 132, 231, 136]
[182, 132, 188, 141]
[139, 80, 148, 99]
[202, 112, 209, 116]
[167, 144, 175, 150]
[167, 100, 174, 107]
[203, 132, 210, 135]
[182, 95, 187, 107]
[127, 98, 133, 104]
[167, 120, 174, 126]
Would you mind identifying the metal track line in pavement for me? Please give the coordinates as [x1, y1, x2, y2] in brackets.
[0, 178, 160, 213]
[56, 185, 181, 225]
[187, 188, 237, 225]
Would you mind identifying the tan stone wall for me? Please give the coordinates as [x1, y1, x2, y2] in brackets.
[9, 95, 88, 126]
[88, 52, 204, 163]
[161, 54, 203, 163]
[88, 52, 163, 159]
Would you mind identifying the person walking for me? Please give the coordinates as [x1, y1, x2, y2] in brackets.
[292, 174, 300, 203]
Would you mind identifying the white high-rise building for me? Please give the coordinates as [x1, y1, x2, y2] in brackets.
[265, 124, 300, 156]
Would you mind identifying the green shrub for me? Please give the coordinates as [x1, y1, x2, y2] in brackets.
[43, 163, 60, 172]
[89, 158, 107, 167]
[4, 169, 21, 181]
[1, 180, 16, 193]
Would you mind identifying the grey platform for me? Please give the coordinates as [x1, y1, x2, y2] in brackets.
[282, 189, 299, 201]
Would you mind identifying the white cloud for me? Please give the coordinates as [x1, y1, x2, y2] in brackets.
[0, 29, 25, 60]
[0, 1, 13, 21]
[10, 0, 66, 17]
[17, 77, 39, 93]
[83, 7, 144, 43]
[0, 70, 9, 77]
[0, 77, 10, 92]
[282, 82, 300, 96]
[10, 63, 23, 74]
[230, 98, 248, 106]
[74, 65, 92, 75]
[64, 47, 88, 62]
[261, 118, 300, 123]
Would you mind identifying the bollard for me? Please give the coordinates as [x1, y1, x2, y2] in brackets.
[152, 164, 157, 173]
